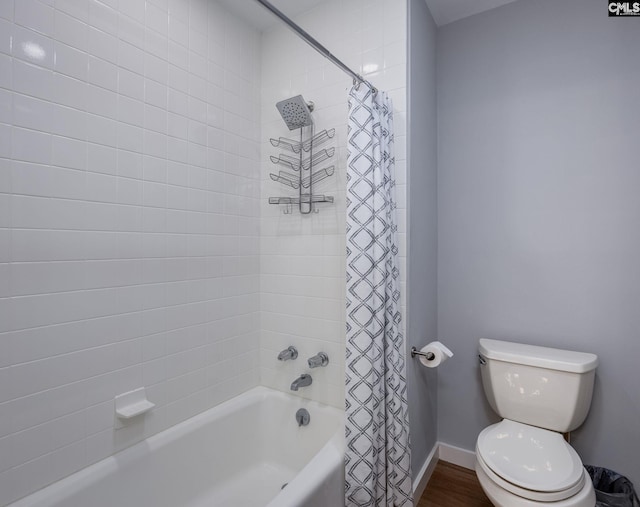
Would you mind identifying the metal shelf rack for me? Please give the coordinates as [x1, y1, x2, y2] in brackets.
[268, 127, 336, 214]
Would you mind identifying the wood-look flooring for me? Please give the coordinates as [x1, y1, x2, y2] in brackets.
[417, 461, 493, 507]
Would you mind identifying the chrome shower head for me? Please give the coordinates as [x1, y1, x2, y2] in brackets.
[276, 95, 314, 130]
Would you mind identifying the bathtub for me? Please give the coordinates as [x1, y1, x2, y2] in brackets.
[9, 387, 345, 507]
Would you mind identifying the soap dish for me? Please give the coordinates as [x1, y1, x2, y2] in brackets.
[115, 387, 155, 423]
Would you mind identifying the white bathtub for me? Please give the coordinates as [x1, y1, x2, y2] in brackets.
[9, 387, 345, 507]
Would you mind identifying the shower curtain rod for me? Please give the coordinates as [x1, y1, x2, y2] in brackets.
[254, 0, 378, 93]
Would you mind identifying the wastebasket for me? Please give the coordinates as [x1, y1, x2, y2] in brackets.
[585, 466, 640, 507]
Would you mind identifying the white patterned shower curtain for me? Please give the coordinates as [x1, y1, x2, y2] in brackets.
[344, 84, 413, 507]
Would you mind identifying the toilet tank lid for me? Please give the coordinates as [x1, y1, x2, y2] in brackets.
[479, 339, 598, 373]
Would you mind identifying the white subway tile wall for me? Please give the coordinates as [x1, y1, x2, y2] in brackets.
[259, 0, 407, 408]
[0, 0, 261, 504]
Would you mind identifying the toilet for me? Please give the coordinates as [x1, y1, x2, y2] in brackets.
[476, 339, 599, 507]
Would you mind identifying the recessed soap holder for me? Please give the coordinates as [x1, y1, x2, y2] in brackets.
[114, 387, 155, 428]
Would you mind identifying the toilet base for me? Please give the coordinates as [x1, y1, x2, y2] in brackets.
[476, 461, 596, 507]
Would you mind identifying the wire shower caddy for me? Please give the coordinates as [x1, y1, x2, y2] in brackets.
[268, 127, 336, 214]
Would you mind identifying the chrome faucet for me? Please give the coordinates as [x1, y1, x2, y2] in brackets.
[290, 374, 312, 391]
[277, 346, 298, 361]
[307, 352, 329, 368]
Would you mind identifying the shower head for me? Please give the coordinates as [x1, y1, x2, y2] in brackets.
[276, 95, 314, 130]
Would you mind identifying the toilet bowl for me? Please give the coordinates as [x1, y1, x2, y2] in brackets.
[476, 339, 598, 507]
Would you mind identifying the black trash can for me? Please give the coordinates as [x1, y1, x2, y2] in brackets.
[585, 465, 640, 507]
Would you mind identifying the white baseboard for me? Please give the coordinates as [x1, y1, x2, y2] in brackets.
[438, 442, 476, 470]
[412, 442, 439, 500]
[413, 442, 477, 499]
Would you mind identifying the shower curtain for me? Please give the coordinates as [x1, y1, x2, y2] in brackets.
[344, 84, 413, 507]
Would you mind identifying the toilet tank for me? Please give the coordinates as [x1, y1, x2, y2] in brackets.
[479, 339, 598, 433]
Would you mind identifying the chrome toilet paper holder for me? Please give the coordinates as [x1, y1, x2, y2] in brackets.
[410, 347, 435, 361]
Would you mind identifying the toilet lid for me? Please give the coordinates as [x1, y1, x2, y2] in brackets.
[477, 420, 584, 493]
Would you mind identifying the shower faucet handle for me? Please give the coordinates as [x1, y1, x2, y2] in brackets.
[277, 346, 298, 361]
[307, 352, 329, 368]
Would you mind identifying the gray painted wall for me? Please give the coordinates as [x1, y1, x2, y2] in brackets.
[407, 0, 439, 480]
[437, 0, 640, 486]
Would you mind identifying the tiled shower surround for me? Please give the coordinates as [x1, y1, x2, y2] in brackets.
[0, 0, 407, 504]
[259, 0, 407, 408]
[0, 0, 261, 504]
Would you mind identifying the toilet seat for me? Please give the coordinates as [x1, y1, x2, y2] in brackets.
[476, 461, 595, 507]
[476, 420, 585, 502]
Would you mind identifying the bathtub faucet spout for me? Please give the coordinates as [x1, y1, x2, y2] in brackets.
[290, 374, 312, 391]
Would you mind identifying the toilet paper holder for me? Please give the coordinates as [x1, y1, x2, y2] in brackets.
[410, 347, 435, 361]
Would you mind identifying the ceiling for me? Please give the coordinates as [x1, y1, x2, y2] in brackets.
[218, 0, 521, 31]
[424, 0, 520, 26]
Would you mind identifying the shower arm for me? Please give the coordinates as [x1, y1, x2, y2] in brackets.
[254, 0, 377, 94]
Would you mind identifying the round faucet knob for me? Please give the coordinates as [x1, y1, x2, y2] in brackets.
[308, 352, 329, 368]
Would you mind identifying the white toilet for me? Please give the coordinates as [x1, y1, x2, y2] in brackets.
[476, 339, 599, 507]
